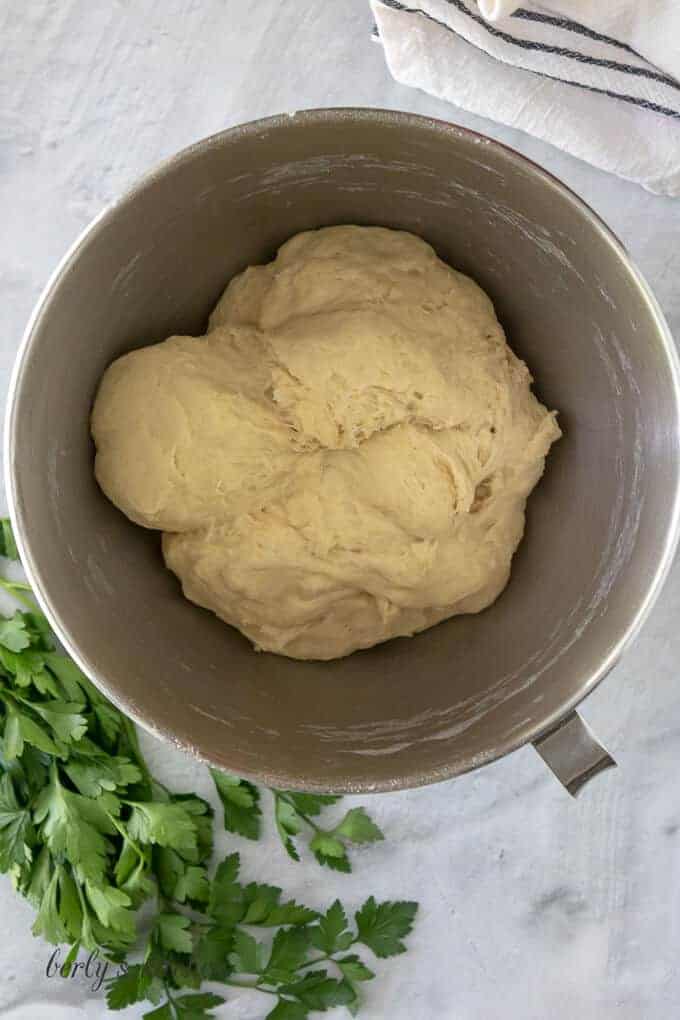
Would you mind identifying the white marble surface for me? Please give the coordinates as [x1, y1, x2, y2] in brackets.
[2, 2, 680, 1018]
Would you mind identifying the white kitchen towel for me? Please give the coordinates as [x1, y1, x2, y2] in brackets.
[371, 0, 680, 195]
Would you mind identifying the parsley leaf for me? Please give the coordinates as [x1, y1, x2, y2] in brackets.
[126, 801, 197, 857]
[106, 963, 153, 1009]
[243, 882, 318, 927]
[231, 928, 264, 974]
[15, 709, 62, 756]
[31, 865, 70, 943]
[333, 807, 384, 846]
[3, 709, 23, 759]
[207, 853, 316, 929]
[24, 844, 52, 907]
[84, 880, 136, 943]
[194, 924, 234, 981]
[156, 911, 193, 954]
[172, 993, 225, 1019]
[210, 768, 261, 840]
[170, 793, 213, 863]
[355, 897, 418, 958]
[42, 652, 92, 702]
[262, 926, 312, 983]
[0, 647, 54, 693]
[280, 971, 357, 1010]
[28, 699, 88, 742]
[266, 1001, 310, 1020]
[0, 771, 34, 869]
[208, 852, 245, 925]
[92, 699, 123, 746]
[309, 833, 347, 860]
[0, 518, 19, 560]
[65, 756, 141, 798]
[33, 765, 116, 883]
[336, 954, 375, 982]
[274, 793, 302, 861]
[0, 613, 31, 652]
[178, 864, 211, 905]
[114, 840, 154, 906]
[310, 900, 354, 954]
[311, 841, 351, 874]
[283, 793, 342, 816]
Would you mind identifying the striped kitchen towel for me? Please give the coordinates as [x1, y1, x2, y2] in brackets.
[371, 0, 680, 195]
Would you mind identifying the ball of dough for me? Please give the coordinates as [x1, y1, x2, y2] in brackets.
[92, 226, 561, 660]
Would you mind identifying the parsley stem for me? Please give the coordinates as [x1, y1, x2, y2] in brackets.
[0, 577, 39, 612]
[74, 876, 89, 917]
[226, 978, 279, 996]
[277, 792, 324, 834]
[72, 874, 104, 956]
[119, 715, 154, 789]
[106, 811, 146, 861]
[297, 951, 333, 969]
[296, 941, 359, 971]
[163, 982, 180, 1020]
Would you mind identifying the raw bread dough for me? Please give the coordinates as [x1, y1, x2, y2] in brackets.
[92, 226, 561, 660]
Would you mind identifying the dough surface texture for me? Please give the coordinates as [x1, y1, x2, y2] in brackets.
[92, 226, 561, 660]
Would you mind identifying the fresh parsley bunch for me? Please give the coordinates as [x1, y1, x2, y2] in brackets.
[0, 519, 418, 1019]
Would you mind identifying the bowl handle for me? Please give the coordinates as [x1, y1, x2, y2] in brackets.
[533, 711, 616, 796]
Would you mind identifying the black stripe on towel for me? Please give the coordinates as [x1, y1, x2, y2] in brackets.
[512, 8, 647, 63]
[376, 0, 680, 119]
[438, 0, 680, 92]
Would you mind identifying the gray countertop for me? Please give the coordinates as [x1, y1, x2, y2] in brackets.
[2, 2, 680, 1018]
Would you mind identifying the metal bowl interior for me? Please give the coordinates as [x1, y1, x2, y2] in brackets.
[7, 109, 680, 792]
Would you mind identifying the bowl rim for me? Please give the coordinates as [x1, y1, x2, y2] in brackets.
[6, 106, 680, 793]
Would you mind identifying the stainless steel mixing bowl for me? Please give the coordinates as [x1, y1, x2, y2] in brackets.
[6, 109, 680, 793]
